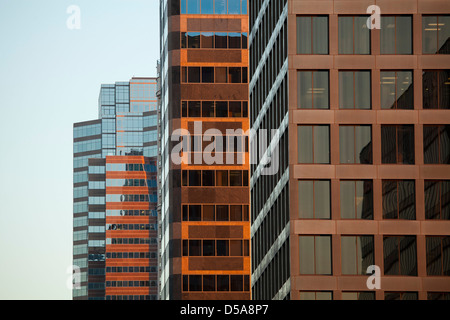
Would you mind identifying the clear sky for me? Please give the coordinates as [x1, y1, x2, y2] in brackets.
[0, 0, 160, 299]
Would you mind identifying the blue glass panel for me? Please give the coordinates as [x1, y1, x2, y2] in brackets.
[187, 0, 200, 14]
[201, 0, 214, 14]
[242, 0, 247, 14]
[215, 0, 227, 14]
[181, 0, 187, 14]
[228, 0, 240, 14]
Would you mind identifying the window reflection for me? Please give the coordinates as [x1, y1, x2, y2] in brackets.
[423, 15, 450, 54]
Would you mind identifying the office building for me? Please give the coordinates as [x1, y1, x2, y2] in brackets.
[159, 0, 251, 299]
[249, 0, 450, 300]
[73, 77, 159, 300]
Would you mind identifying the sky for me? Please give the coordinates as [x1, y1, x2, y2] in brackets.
[0, 0, 160, 300]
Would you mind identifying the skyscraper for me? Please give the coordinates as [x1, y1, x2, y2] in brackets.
[249, 0, 450, 300]
[159, 0, 251, 300]
[72, 77, 160, 300]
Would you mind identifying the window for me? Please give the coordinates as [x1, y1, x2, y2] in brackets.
[297, 16, 329, 54]
[297, 71, 329, 109]
[339, 125, 372, 164]
[423, 125, 450, 164]
[340, 180, 373, 220]
[339, 71, 371, 109]
[298, 180, 330, 219]
[425, 180, 450, 220]
[385, 292, 418, 300]
[299, 291, 333, 300]
[383, 236, 417, 276]
[381, 125, 415, 164]
[382, 180, 415, 220]
[426, 236, 450, 276]
[203, 275, 215, 291]
[422, 15, 450, 54]
[341, 236, 374, 275]
[380, 16, 412, 54]
[187, 32, 200, 48]
[341, 292, 375, 300]
[423, 70, 450, 109]
[380, 71, 413, 109]
[189, 275, 202, 291]
[299, 235, 332, 275]
[427, 292, 450, 300]
[338, 16, 370, 54]
[217, 275, 229, 291]
[297, 125, 330, 164]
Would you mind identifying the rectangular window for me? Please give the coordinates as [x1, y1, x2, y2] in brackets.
[297, 16, 329, 54]
[341, 292, 375, 300]
[340, 180, 373, 220]
[427, 292, 450, 300]
[383, 236, 417, 276]
[425, 180, 450, 220]
[382, 180, 416, 220]
[341, 236, 374, 275]
[299, 292, 333, 300]
[381, 16, 412, 54]
[426, 236, 450, 276]
[201, 0, 214, 15]
[385, 292, 418, 300]
[339, 71, 371, 109]
[298, 71, 329, 109]
[338, 16, 370, 54]
[298, 180, 331, 219]
[380, 71, 413, 109]
[423, 70, 450, 109]
[299, 235, 332, 275]
[339, 125, 372, 164]
[424, 125, 450, 164]
[422, 15, 450, 54]
[381, 125, 415, 164]
[297, 125, 330, 164]
[187, 32, 200, 48]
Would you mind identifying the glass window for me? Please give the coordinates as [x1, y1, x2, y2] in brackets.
[339, 125, 372, 164]
[341, 292, 375, 300]
[423, 70, 450, 109]
[203, 240, 215, 256]
[202, 170, 215, 186]
[201, 32, 214, 48]
[427, 292, 450, 300]
[228, 32, 241, 48]
[203, 275, 215, 291]
[340, 180, 373, 220]
[385, 292, 418, 300]
[426, 236, 450, 276]
[381, 125, 415, 164]
[187, 0, 200, 14]
[228, 0, 240, 14]
[202, 67, 214, 83]
[299, 235, 332, 275]
[298, 71, 329, 109]
[202, 101, 215, 117]
[216, 205, 229, 221]
[341, 236, 374, 275]
[230, 205, 242, 221]
[217, 240, 229, 256]
[189, 275, 202, 291]
[297, 16, 328, 54]
[188, 170, 201, 186]
[425, 180, 450, 220]
[188, 101, 201, 117]
[215, 32, 228, 48]
[381, 16, 412, 54]
[201, 0, 214, 14]
[298, 180, 330, 219]
[215, 67, 228, 83]
[203, 205, 215, 221]
[230, 170, 242, 186]
[189, 240, 201, 256]
[189, 205, 201, 221]
[228, 67, 241, 83]
[339, 16, 370, 54]
[216, 101, 228, 117]
[298, 125, 330, 164]
[424, 125, 450, 164]
[188, 67, 200, 83]
[217, 275, 229, 291]
[383, 236, 417, 276]
[382, 180, 415, 220]
[187, 32, 200, 48]
[339, 71, 371, 109]
[423, 15, 450, 54]
[299, 292, 333, 300]
[380, 71, 413, 109]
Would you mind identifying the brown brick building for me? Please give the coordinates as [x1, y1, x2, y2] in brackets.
[250, 0, 450, 300]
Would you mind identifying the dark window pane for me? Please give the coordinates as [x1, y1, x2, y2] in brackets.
[189, 275, 201, 291]
[397, 125, 415, 164]
[182, 101, 188, 117]
[181, 32, 187, 48]
[215, 67, 228, 83]
[216, 205, 229, 221]
[230, 170, 242, 186]
[426, 237, 442, 275]
[398, 180, 416, 220]
[215, 101, 228, 117]
[399, 236, 417, 275]
[229, 101, 242, 117]
[396, 71, 414, 109]
[338, 17, 353, 54]
[230, 275, 243, 291]
[203, 240, 215, 256]
[228, 33, 241, 48]
[182, 205, 188, 221]
[183, 275, 188, 291]
[297, 17, 312, 54]
[202, 101, 215, 117]
[188, 101, 201, 117]
[381, 125, 397, 163]
[396, 16, 412, 54]
[202, 170, 215, 186]
[242, 32, 248, 49]
[201, 32, 214, 48]
[217, 275, 229, 291]
[189, 240, 201, 256]
[215, 32, 228, 48]
[189, 205, 201, 221]
[202, 67, 214, 83]
[230, 205, 242, 221]
[189, 170, 201, 186]
[183, 239, 188, 256]
[438, 16, 450, 54]
[203, 275, 215, 291]
[203, 205, 215, 221]
[217, 240, 229, 256]
[229, 67, 241, 83]
[423, 16, 438, 54]
[383, 236, 400, 275]
[187, 32, 200, 48]
[230, 240, 242, 256]
[188, 67, 200, 83]
[355, 16, 370, 54]
[216, 170, 228, 186]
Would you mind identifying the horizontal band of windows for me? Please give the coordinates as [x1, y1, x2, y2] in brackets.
[183, 204, 249, 222]
[182, 274, 250, 292]
[106, 252, 157, 259]
[180, 0, 247, 15]
[182, 32, 248, 49]
[106, 281, 156, 288]
[182, 66, 248, 84]
[183, 239, 250, 257]
[106, 209, 157, 217]
[181, 100, 248, 118]
[106, 194, 157, 203]
[105, 295, 157, 301]
[106, 238, 157, 245]
[106, 224, 157, 231]
[106, 266, 157, 273]
[106, 179, 157, 187]
[106, 163, 157, 172]
[182, 170, 248, 187]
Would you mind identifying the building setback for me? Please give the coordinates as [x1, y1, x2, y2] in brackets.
[249, 0, 450, 300]
[72, 77, 160, 300]
[159, 0, 251, 299]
